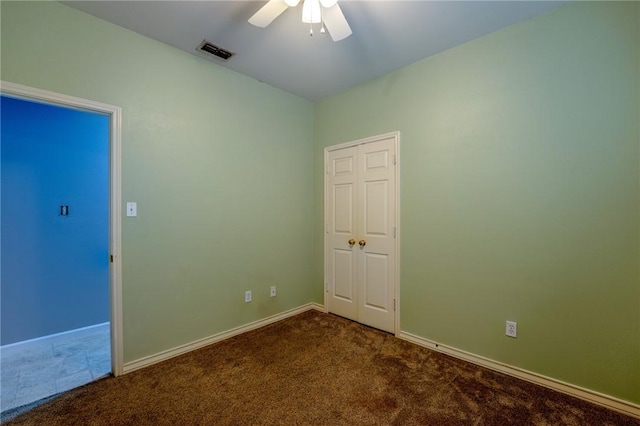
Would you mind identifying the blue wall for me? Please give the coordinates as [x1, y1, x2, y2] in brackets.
[1, 95, 109, 345]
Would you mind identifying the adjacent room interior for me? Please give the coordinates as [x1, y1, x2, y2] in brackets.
[1, 0, 638, 422]
[1, 95, 112, 410]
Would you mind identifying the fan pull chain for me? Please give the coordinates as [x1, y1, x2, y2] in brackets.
[320, 6, 326, 34]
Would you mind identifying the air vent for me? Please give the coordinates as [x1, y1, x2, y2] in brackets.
[196, 40, 235, 61]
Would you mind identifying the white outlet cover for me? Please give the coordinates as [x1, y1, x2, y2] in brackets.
[245, 291, 252, 303]
[506, 321, 517, 338]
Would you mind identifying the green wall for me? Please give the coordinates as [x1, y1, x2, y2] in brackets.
[315, 2, 639, 403]
[1, 1, 315, 363]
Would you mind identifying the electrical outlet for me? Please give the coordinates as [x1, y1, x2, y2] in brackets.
[245, 290, 252, 303]
[270, 286, 276, 297]
[506, 321, 517, 338]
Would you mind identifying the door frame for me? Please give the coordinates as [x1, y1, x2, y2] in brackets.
[323, 131, 400, 336]
[1, 80, 124, 376]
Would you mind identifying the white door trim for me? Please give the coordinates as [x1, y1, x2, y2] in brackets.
[1, 80, 124, 376]
[324, 131, 400, 336]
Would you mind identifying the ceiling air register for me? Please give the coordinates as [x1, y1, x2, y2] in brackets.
[196, 40, 235, 61]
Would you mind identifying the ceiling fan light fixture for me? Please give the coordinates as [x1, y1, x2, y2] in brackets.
[319, 0, 337, 8]
[249, 0, 351, 42]
[302, 0, 321, 24]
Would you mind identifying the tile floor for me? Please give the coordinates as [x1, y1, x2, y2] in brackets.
[0, 324, 111, 412]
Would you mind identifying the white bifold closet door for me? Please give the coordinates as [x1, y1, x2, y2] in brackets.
[325, 134, 397, 333]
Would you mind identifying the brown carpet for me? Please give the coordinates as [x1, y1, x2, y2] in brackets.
[3, 310, 639, 425]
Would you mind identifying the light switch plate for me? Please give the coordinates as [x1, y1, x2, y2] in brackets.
[126, 202, 137, 217]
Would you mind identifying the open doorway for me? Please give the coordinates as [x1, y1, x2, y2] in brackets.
[0, 82, 122, 412]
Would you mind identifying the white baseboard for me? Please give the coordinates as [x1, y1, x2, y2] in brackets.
[309, 302, 325, 312]
[398, 331, 640, 420]
[0, 322, 110, 357]
[123, 303, 324, 374]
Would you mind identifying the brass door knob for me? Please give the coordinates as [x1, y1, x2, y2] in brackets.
[348, 239, 356, 246]
[359, 239, 366, 247]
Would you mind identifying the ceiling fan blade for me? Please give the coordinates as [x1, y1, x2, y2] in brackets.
[322, 3, 352, 41]
[248, 0, 289, 28]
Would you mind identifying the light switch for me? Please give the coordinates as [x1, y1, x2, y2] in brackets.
[126, 202, 137, 217]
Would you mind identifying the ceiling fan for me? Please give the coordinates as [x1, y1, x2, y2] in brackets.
[249, 0, 352, 42]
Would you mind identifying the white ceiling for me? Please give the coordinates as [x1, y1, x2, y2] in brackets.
[61, 1, 568, 101]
